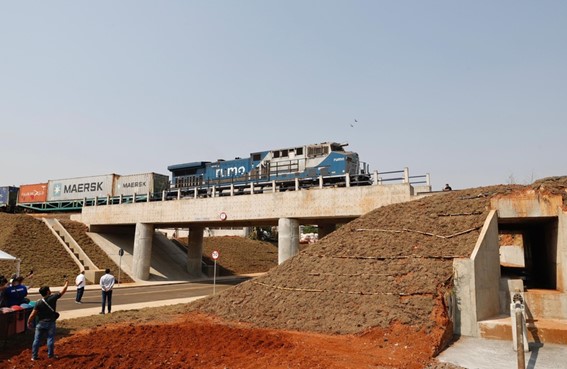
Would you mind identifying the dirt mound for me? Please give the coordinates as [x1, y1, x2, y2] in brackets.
[190, 185, 525, 336]
[177, 236, 278, 275]
[0, 213, 78, 287]
[0, 214, 136, 287]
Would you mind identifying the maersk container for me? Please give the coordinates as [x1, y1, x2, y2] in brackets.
[18, 183, 48, 203]
[113, 173, 170, 197]
[47, 174, 116, 201]
[0, 186, 19, 207]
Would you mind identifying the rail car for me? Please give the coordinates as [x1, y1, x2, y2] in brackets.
[167, 142, 371, 196]
[12, 173, 170, 212]
[0, 186, 19, 212]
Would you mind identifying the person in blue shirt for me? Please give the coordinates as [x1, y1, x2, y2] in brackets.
[5, 276, 29, 306]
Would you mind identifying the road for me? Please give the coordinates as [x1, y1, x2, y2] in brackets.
[26, 277, 248, 313]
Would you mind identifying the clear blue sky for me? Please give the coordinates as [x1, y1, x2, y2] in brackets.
[1, 1, 565, 191]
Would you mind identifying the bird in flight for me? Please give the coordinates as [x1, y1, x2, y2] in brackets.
[350, 119, 357, 127]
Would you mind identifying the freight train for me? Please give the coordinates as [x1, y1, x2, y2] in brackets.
[4, 173, 171, 212]
[1, 141, 371, 212]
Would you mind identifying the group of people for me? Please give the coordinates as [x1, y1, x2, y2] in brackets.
[0, 271, 32, 308]
[24, 268, 116, 361]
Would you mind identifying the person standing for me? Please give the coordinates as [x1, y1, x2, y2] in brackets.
[75, 271, 86, 304]
[99, 268, 115, 314]
[0, 275, 9, 307]
[28, 278, 69, 361]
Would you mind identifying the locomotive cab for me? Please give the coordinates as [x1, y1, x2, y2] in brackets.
[167, 161, 209, 193]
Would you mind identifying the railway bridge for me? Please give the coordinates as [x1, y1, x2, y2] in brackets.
[72, 178, 432, 280]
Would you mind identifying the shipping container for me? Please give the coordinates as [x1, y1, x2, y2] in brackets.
[0, 186, 19, 208]
[114, 173, 170, 197]
[18, 183, 48, 203]
[47, 174, 116, 201]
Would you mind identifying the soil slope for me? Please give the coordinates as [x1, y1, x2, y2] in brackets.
[190, 184, 524, 335]
[0, 214, 77, 287]
[177, 236, 278, 275]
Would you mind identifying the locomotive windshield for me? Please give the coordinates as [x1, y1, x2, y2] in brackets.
[305, 142, 348, 158]
[330, 142, 347, 152]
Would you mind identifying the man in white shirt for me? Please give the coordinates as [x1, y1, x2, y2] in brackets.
[99, 269, 115, 314]
[75, 271, 86, 304]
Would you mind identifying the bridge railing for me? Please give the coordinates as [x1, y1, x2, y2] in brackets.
[372, 167, 430, 186]
[75, 167, 431, 208]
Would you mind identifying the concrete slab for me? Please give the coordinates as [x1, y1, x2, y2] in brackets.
[438, 336, 567, 369]
[479, 316, 567, 345]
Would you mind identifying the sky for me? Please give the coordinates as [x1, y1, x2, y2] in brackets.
[1, 1, 565, 191]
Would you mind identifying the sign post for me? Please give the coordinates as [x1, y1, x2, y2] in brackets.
[118, 248, 124, 285]
[211, 250, 219, 295]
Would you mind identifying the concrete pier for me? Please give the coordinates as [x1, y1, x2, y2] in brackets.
[278, 218, 299, 264]
[187, 226, 204, 276]
[132, 223, 155, 280]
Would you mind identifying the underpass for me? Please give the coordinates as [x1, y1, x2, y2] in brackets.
[72, 181, 431, 280]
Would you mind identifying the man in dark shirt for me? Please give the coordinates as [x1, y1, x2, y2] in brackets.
[27, 278, 68, 361]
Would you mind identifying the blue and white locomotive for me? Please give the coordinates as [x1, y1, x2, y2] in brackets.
[168, 142, 371, 195]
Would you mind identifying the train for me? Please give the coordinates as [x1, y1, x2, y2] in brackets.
[1, 141, 371, 212]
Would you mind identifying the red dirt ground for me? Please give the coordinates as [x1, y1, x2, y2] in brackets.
[1, 312, 449, 369]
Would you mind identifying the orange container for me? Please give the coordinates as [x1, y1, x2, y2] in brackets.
[18, 183, 48, 203]
[15, 310, 25, 334]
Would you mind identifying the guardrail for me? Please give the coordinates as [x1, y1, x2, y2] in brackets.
[17, 167, 430, 211]
[372, 168, 430, 185]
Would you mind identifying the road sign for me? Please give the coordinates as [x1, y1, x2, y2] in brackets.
[118, 249, 124, 285]
[211, 250, 219, 295]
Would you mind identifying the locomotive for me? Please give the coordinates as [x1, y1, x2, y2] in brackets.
[168, 141, 371, 196]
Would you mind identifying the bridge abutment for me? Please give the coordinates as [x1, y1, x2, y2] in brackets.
[278, 218, 299, 264]
[188, 226, 204, 276]
[132, 223, 155, 280]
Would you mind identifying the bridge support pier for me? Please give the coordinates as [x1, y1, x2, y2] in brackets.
[187, 226, 204, 277]
[278, 218, 299, 264]
[318, 224, 336, 240]
[132, 223, 155, 280]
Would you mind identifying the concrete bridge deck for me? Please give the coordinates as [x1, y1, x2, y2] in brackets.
[75, 183, 424, 227]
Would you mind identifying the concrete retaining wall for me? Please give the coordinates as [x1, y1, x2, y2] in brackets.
[454, 210, 500, 336]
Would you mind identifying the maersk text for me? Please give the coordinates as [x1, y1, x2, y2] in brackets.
[64, 182, 103, 193]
